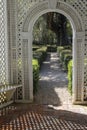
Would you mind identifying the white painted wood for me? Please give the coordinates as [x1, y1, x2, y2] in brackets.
[1, 0, 87, 105]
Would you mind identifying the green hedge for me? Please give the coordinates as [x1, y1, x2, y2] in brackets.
[57, 45, 71, 56]
[57, 46, 64, 55]
[63, 54, 72, 70]
[60, 49, 71, 62]
[32, 46, 40, 51]
[68, 60, 73, 94]
[63, 45, 72, 50]
[33, 46, 47, 67]
[57, 46, 72, 70]
[32, 59, 39, 94]
[47, 45, 57, 52]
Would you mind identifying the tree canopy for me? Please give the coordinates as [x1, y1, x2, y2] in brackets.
[33, 12, 72, 46]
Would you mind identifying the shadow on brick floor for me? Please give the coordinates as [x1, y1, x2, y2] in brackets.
[0, 103, 87, 130]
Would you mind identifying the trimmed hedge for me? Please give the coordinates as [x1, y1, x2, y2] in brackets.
[32, 46, 40, 51]
[60, 49, 71, 62]
[33, 46, 47, 67]
[63, 45, 72, 50]
[57, 45, 72, 94]
[32, 59, 39, 94]
[57, 45, 71, 56]
[32, 46, 47, 94]
[63, 54, 72, 70]
[47, 45, 57, 52]
[57, 46, 72, 71]
[68, 60, 73, 94]
[57, 46, 64, 56]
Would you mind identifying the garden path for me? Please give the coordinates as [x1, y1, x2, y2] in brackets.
[34, 52, 87, 114]
[1, 53, 87, 129]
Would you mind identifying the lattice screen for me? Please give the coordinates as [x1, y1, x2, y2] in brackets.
[58, 0, 87, 101]
[16, 0, 39, 99]
[59, 0, 87, 101]
[0, 0, 8, 104]
[66, 0, 87, 101]
[16, 0, 87, 101]
[0, 0, 7, 85]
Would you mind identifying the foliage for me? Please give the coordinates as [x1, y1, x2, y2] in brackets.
[32, 46, 40, 51]
[60, 49, 72, 63]
[33, 15, 57, 45]
[33, 12, 72, 46]
[63, 45, 72, 50]
[33, 46, 47, 67]
[32, 46, 47, 94]
[46, 12, 72, 45]
[57, 46, 64, 56]
[47, 45, 57, 52]
[63, 54, 72, 70]
[32, 59, 39, 94]
[57, 45, 72, 71]
[68, 60, 73, 94]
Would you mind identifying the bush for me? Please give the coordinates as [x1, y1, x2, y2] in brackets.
[60, 49, 71, 63]
[33, 46, 47, 67]
[57, 45, 72, 56]
[68, 60, 73, 94]
[57, 46, 64, 56]
[47, 45, 57, 52]
[32, 46, 40, 51]
[32, 59, 39, 94]
[63, 54, 72, 70]
[63, 45, 72, 50]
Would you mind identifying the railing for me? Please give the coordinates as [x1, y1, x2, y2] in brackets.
[0, 84, 22, 109]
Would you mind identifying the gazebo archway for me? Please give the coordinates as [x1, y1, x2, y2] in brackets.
[21, 1, 85, 104]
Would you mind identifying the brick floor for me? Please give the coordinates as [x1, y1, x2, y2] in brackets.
[0, 103, 87, 130]
[0, 53, 87, 129]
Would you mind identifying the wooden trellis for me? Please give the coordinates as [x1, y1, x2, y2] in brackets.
[0, 0, 87, 106]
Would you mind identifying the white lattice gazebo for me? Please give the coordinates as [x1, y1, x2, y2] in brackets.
[0, 0, 87, 107]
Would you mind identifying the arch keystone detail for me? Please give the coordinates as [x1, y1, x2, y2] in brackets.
[48, 0, 57, 9]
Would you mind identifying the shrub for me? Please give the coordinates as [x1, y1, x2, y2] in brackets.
[60, 49, 71, 63]
[57, 46, 64, 56]
[33, 46, 47, 67]
[63, 45, 72, 50]
[68, 60, 73, 94]
[57, 45, 72, 56]
[36, 46, 47, 61]
[47, 45, 57, 52]
[32, 59, 39, 94]
[33, 51, 43, 66]
[32, 46, 40, 51]
[63, 54, 72, 70]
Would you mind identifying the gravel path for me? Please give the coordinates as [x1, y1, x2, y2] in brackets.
[34, 53, 87, 114]
[0, 53, 87, 129]
[34, 53, 71, 106]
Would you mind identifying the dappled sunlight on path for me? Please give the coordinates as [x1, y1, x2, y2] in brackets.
[0, 53, 87, 129]
[34, 53, 87, 114]
[34, 53, 71, 106]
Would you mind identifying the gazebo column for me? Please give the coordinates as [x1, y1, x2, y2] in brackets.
[21, 32, 33, 102]
[73, 32, 85, 104]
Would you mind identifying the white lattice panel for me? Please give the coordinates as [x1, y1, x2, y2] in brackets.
[0, 0, 7, 85]
[60, 0, 87, 101]
[58, 0, 87, 101]
[16, 0, 39, 99]
[0, 0, 9, 104]
[15, 0, 87, 101]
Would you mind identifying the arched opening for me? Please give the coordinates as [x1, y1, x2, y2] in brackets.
[21, 1, 85, 104]
[32, 12, 73, 105]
